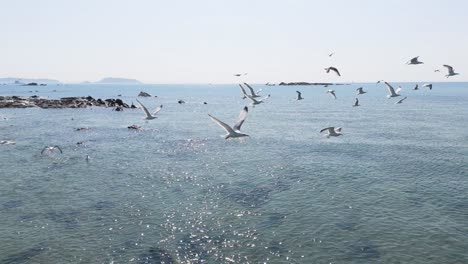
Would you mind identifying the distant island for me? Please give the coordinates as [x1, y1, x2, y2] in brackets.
[95, 77, 143, 85]
[0, 77, 60, 85]
[278, 82, 350, 86]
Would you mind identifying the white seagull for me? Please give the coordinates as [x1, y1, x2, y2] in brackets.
[422, 83, 433, 90]
[352, 98, 360, 107]
[326, 90, 337, 99]
[443, 65, 459, 78]
[136, 99, 160, 120]
[356, 87, 367, 95]
[296, 91, 304, 100]
[320, 127, 343, 138]
[396, 97, 407, 104]
[208, 106, 249, 139]
[406, 56, 424, 65]
[0, 140, 16, 145]
[383, 81, 402, 98]
[324, 67, 341, 76]
[41, 145, 62, 155]
[244, 83, 262, 98]
[246, 94, 271, 106]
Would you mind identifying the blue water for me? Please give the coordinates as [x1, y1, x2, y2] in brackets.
[1, 83, 467, 263]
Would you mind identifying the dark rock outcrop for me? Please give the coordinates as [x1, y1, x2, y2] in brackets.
[138, 91, 152, 97]
[0, 96, 131, 109]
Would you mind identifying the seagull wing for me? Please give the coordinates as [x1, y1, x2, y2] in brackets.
[396, 87, 402, 94]
[246, 94, 259, 103]
[153, 105, 163, 115]
[384, 82, 397, 96]
[136, 99, 153, 118]
[296, 91, 302, 99]
[331, 67, 341, 76]
[208, 114, 235, 134]
[354, 98, 359, 106]
[335, 127, 342, 132]
[239, 84, 248, 97]
[320, 127, 335, 133]
[41, 147, 49, 155]
[53, 145, 63, 153]
[244, 82, 257, 96]
[233, 106, 248, 131]
[443, 65, 454, 74]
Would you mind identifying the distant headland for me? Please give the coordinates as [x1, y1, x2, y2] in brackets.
[94, 77, 143, 85]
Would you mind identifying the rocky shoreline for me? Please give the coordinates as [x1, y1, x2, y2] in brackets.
[0, 96, 130, 109]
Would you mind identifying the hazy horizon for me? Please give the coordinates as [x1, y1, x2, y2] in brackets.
[2, 0, 467, 83]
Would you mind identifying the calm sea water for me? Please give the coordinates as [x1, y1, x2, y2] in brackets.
[1, 83, 467, 263]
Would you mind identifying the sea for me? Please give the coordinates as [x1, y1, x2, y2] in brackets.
[0, 82, 467, 263]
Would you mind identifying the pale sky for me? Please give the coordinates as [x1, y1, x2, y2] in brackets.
[1, 0, 467, 83]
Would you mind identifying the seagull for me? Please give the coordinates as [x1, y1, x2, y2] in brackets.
[413, 84, 419, 90]
[422, 83, 433, 90]
[178, 99, 185, 104]
[244, 83, 262, 98]
[443, 65, 459, 78]
[234, 74, 242, 77]
[0, 140, 16, 145]
[352, 98, 360, 107]
[328, 52, 335, 57]
[324, 67, 341, 76]
[208, 106, 249, 139]
[326, 90, 337, 99]
[356, 87, 367, 95]
[396, 97, 407, 104]
[239, 84, 248, 99]
[434, 69, 440, 72]
[296, 91, 304, 100]
[136, 99, 159, 120]
[246, 94, 271, 106]
[41, 145, 62, 155]
[152, 104, 163, 115]
[320, 127, 343, 138]
[406, 56, 424, 65]
[383, 81, 401, 98]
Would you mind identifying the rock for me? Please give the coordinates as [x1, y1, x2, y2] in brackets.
[0, 96, 131, 109]
[138, 91, 152, 97]
[24, 82, 38, 86]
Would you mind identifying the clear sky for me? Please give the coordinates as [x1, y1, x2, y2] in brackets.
[1, 0, 467, 83]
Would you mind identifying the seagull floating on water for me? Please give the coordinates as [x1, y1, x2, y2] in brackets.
[178, 99, 186, 104]
[320, 127, 343, 138]
[383, 81, 402, 98]
[136, 99, 161, 120]
[443, 65, 459, 78]
[352, 98, 360, 107]
[208, 106, 249, 139]
[326, 90, 337, 99]
[324, 67, 341, 76]
[356, 87, 367, 95]
[406, 56, 423, 65]
[296, 91, 304, 100]
[396, 97, 407, 104]
[422, 83, 433, 90]
[41, 145, 62, 155]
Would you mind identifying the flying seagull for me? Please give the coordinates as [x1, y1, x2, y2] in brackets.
[239, 84, 248, 99]
[136, 99, 160, 120]
[208, 106, 249, 139]
[413, 84, 419, 90]
[41, 145, 62, 155]
[406, 56, 424, 65]
[244, 82, 262, 98]
[352, 98, 360, 107]
[246, 94, 271, 106]
[326, 90, 337, 99]
[396, 97, 407, 104]
[324, 67, 341, 76]
[328, 52, 335, 57]
[234, 73, 248, 76]
[356, 87, 367, 95]
[320, 127, 343, 138]
[443, 65, 459, 78]
[434, 69, 440, 72]
[383, 81, 402, 98]
[296, 91, 304, 100]
[422, 83, 433, 90]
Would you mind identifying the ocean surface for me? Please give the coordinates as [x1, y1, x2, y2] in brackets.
[0, 82, 467, 263]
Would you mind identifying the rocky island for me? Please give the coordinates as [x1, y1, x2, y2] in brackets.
[0, 96, 130, 109]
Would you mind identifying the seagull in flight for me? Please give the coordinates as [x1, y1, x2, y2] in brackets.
[443, 65, 459, 78]
[352, 98, 360, 107]
[413, 84, 419, 90]
[396, 97, 407, 104]
[244, 83, 262, 98]
[324, 67, 341, 76]
[356, 87, 367, 95]
[296, 91, 304, 100]
[328, 52, 335, 57]
[326, 90, 337, 99]
[422, 83, 433, 90]
[320, 127, 343, 138]
[208, 106, 249, 139]
[382, 81, 402, 98]
[246, 94, 271, 106]
[434, 69, 440, 72]
[234, 73, 248, 77]
[406, 56, 424, 65]
[41, 145, 62, 155]
[136, 99, 160, 120]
